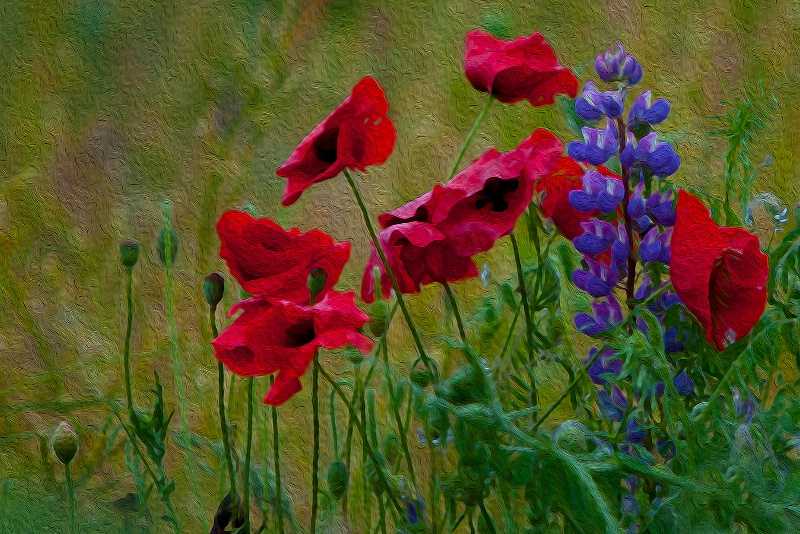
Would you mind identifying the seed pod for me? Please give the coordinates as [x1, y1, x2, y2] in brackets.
[327, 459, 349, 501]
[51, 421, 78, 465]
[120, 239, 140, 268]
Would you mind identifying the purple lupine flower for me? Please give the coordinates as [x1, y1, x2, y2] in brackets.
[627, 179, 654, 232]
[733, 388, 756, 423]
[575, 296, 623, 336]
[622, 493, 640, 517]
[594, 44, 643, 86]
[586, 348, 623, 384]
[628, 91, 670, 128]
[639, 227, 671, 264]
[673, 370, 695, 396]
[634, 275, 653, 300]
[664, 327, 687, 353]
[620, 132, 680, 177]
[611, 222, 629, 273]
[575, 81, 625, 121]
[572, 257, 619, 297]
[597, 386, 627, 421]
[569, 170, 625, 214]
[567, 121, 620, 166]
[645, 189, 676, 226]
[405, 498, 424, 524]
[657, 439, 676, 461]
[573, 219, 618, 255]
[626, 418, 646, 444]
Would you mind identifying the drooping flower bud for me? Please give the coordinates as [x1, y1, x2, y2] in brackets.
[203, 272, 225, 308]
[307, 267, 328, 305]
[327, 459, 349, 501]
[368, 301, 388, 337]
[120, 239, 140, 269]
[51, 421, 79, 465]
[594, 44, 643, 86]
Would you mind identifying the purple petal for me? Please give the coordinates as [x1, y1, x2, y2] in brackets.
[673, 370, 695, 396]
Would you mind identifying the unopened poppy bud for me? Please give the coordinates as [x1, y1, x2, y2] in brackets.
[120, 239, 139, 268]
[203, 272, 225, 308]
[51, 421, 78, 465]
[327, 459, 349, 501]
[383, 433, 399, 465]
[410, 367, 432, 388]
[308, 267, 327, 304]
[157, 226, 179, 266]
[368, 301, 388, 337]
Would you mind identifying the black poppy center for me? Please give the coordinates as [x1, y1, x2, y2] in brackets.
[474, 177, 519, 212]
[313, 127, 340, 164]
[286, 318, 315, 348]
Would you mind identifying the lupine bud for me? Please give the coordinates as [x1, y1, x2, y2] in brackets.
[307, 267, 327, 304]
[626, 418, 646, 444]
[575, 81, 625, 121]
[573, 219, 618, 255]
[611, 222, 629, 273]
[52, 421, 79, 465]
[646, 189, 677, 227]
[120, 239, 140, 268]
[568, 170, 625, 214]
[572, 257, 619, 298]
[587, 348, 623, 385]
[567, 121, 620, 166]
[639, 227, 671, 264]
[594, 44, 643, 86]
[327, 459, 349, 500]
[157, 226, 179, 266]
[574, 296, 623, 336]
[673, 370, 695, 396]
[620, 132, 680, 177]
[203, 272, 225, 308]
[597, 387, 627, 421]
[628, 91, 670, 128]
[664, 326, 688, 353]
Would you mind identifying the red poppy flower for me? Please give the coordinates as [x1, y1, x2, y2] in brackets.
[671, 190, 768, 350]
[360, 222, 478, 303]
[276, 76, 396, 206]
[212, 291, 373, 405]
[464, 29, 579, 105]
[217, 210, 350, 304]
[536, 156, 622, 240]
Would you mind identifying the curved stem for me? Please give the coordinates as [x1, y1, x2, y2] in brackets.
[442, 281, 467, 343]
[212, 305, 237, 501]
[311, 356, 320, 534]
[478, 499, 497, 534]
[381, 337, 416, 487]
[449, 93, 494, 179]
[123, 268, 135, 426]
[65, 463, 77, 534]
[270, 375, 285, 534]
[344, 169, 437, 380]
[243, 377, 254, 532]
[509, 232, 538, 411]
[162, 203, 206, 529]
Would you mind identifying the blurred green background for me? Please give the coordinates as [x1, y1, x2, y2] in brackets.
[1, 0, 798, 531]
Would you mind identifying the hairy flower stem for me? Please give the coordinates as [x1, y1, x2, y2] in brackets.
[443, 281, 468, 343]
[430, 445, 439, 533]
[211, 305, 237, 502]
[161, 203, 206, 530]
[344, 169, 437, 380]
[123, 267, 136, 427]
[311, 356, 320, 534]
[318, 363, 404, 515]
[616, 117, 637, 310]
[449, 93, 494, 179]
[510, 232, 539, 412]
[243, 377, 254, 532]
[356, 364, 371, 533]
[270, 375, 286, 534]
[64, 463, 77, 534]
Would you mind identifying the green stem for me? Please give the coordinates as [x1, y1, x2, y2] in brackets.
[270, 375, 285, 534]
[65, 463, 77, 534]
[478, 499, 498, 534]
[357, 364, 371, 534]
[212, 305, 237, 501]
[123, 267, 135, 426]
[243, 377, 254, 532]
[450, 508, 467, 533]
[509, 232, 538, 411]
[161, 203, 206, 529]
[344, 169, 437, 380]
[448, 93, 494, 179]
[430, 445, 439, 533]
[318, 363, 404, 515]
[443, 281, 467, 343]
[311, 356, 320, 534]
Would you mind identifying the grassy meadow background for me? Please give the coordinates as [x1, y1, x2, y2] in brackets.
[1, 0, 799, 531]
